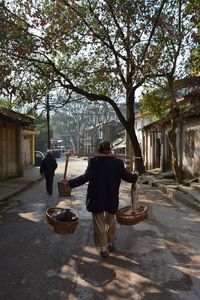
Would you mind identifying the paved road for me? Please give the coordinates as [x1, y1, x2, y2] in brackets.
[0, 157, 200, 300]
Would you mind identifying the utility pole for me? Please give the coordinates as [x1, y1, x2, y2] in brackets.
[76, 114, 80, 153]
[46, 94, 51, 149]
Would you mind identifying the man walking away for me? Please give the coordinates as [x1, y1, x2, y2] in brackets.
[40, 150, 58, 195]
[68, 140, 137, 258]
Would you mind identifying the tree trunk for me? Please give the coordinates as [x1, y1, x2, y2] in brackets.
[168, 120, 183, 185]
[125, 87, 145, 175]
[128, 125, 146, 175]
[168, 78, 183, 185]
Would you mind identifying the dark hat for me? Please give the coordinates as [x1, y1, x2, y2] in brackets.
[46, 150, 53, 157]
[98, 140, 111, 153]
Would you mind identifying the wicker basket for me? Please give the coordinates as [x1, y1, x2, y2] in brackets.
[57, 179, 71, 196]
[116, 205, 148, 225]
[46, 207, 78, 235]
[116, 185, 148, 225]
[58, 154, 71, 196]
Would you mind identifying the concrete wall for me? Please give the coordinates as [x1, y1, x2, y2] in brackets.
[0, 121, 35, 180]
[23, 131, 34, 167]
[143, 117, 200, 177]
[0, 122, 21, 179]
[182, 120, 200, 176]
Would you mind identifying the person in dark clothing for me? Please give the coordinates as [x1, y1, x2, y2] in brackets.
[40, 150, 58, 195]
[68, 140, 137, 258]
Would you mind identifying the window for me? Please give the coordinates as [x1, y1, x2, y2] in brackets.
[185, 130, 195, 158]
[150, 134, 152, 147]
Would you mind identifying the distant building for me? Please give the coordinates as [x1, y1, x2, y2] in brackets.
[82, 120, 124, 154]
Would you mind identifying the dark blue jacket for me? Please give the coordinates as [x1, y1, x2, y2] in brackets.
[68, 157, 137, 213]
[40, 154, 57, 177]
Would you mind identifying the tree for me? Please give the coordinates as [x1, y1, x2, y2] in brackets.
[34, 114, 49, 153]
[0, 0, 196, 174]
[187, 0, 200, 74]
[140, 88, 171, 119]
[148, 0, 198, 184]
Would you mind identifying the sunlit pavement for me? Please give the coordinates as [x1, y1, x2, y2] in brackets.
[0, 157, 200, 300]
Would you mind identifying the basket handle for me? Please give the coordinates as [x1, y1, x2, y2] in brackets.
[63, 154, 69, 179]
[131, 184, 139, 210]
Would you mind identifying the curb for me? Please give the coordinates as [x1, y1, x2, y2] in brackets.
[0, 177, 43, 203]
[151, 181, 200, 212]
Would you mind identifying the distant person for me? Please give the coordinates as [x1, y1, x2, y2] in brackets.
[40, 150, 58, 195]
[67, 140, 137, 258]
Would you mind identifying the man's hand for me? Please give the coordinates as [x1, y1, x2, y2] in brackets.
[62, 179, 71, 188]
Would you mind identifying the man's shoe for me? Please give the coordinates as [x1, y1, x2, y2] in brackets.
[108, 243, 115, 252]
[100, 250, 109, 258]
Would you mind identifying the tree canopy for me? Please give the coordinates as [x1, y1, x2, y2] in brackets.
[0, 0, 198, 174]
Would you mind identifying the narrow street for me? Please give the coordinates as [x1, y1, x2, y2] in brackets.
[0, 157, 200, 300]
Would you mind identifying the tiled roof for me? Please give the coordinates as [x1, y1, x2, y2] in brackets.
[142, 108, 200, 131]
[174, 76, 200, 89]
[0, 106, 35, 126]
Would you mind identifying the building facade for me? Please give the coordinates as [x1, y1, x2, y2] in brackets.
[0, 107, 35, 180]
[140, 77, 200, 177]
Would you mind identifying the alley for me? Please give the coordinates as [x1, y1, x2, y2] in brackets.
[0, 157, 200, 300]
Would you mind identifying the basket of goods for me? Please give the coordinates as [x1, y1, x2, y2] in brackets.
[116, 184, 148, 225]
[46, 207, 79, 235]
[57, 154, 71, 196]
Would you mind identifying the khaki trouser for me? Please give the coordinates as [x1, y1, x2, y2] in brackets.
[92, 212, 116, 247]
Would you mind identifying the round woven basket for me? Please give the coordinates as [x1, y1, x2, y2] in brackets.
[116, 184, 148, 225]
[57, 180, 71, 196]
[58, 155, 71, 196]
[46, 207, 78, 235]
[116, 204, 148, 225]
